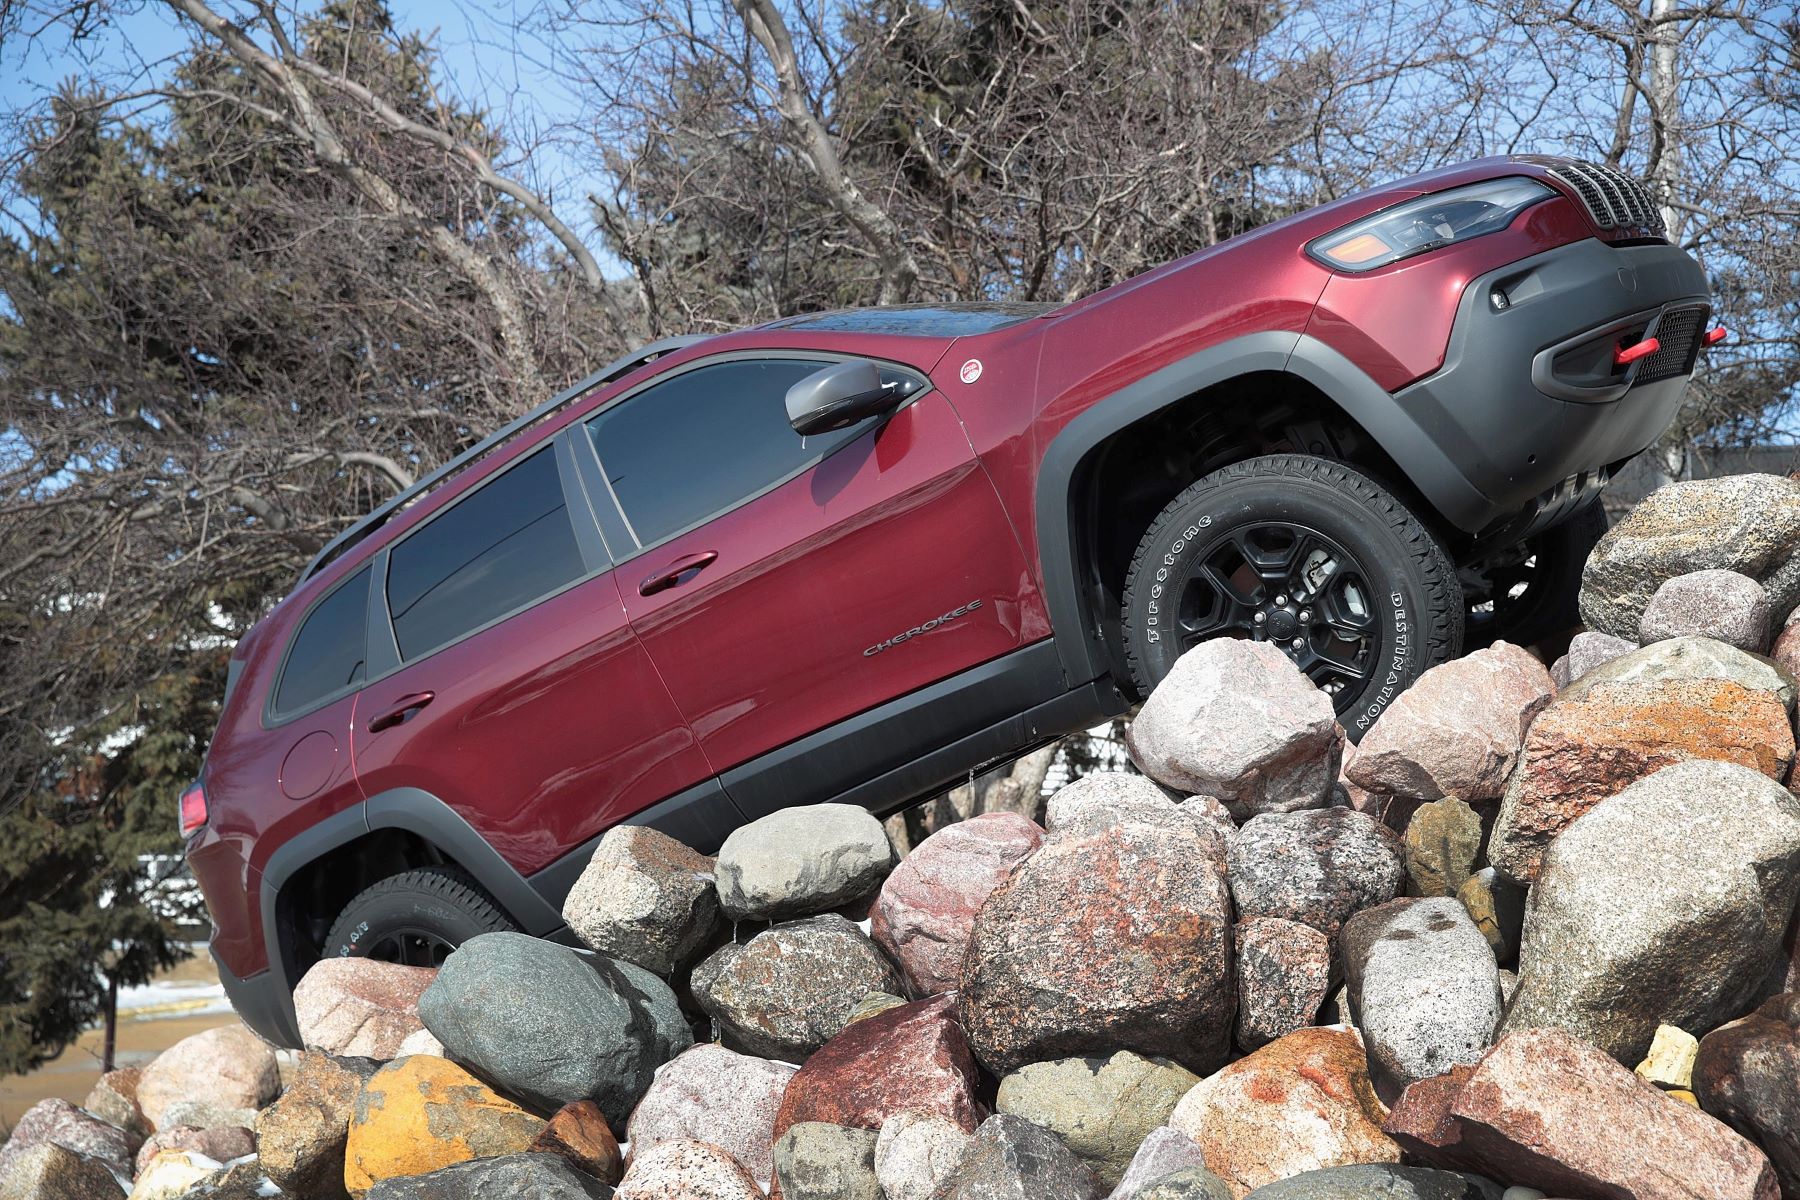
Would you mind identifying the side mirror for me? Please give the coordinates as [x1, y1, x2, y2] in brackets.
[786, 359, 900, 437]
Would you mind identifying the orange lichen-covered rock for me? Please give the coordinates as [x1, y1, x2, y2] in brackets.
[1167, 1026, 1398, 1199]
[343, 1055, 545, 1197]
[1488, 678, 1794, 883]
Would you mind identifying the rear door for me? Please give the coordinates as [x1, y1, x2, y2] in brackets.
[573, 351, 1040, 815]
[349, 435, 717, 876]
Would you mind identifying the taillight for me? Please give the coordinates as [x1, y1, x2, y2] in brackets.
[179, 781, 209, 836]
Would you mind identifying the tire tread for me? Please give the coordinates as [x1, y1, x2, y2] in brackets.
[324, 864, 515, 958]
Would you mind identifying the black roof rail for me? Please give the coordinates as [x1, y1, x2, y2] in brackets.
[296, 333, 708, 586]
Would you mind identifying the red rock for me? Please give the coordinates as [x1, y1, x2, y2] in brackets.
[772, 995, 984, 1143]
[958, 815, 1234, 1075]
[1233, 917, 1331, 1051]
[1775, 609, 1800, 680]
[530, 1100, 623, 1187]
[1168, 1027, 1398, 1197]
[870, 812, 1042, 997]
[1410, 1028, 1777, 1200]
[1382, 1065, 1479, 1170]
[293, 957, 435, 1059]
[1488, 679, 1795, 883]
[0, 1098, 138, 1181]
[1693, 993, 1800, 1198]
[1347, 642, 1552, 802]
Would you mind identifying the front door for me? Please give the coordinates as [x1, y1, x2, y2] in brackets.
[573, 352, 1040, 814]
[349, 437, 714, 877]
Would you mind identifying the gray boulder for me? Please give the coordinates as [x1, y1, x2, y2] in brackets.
[1133, 1169, 1235, 1200]
[1106, 1128, 1222, 1200]
[1558, 634, 1797, 712]
[366, 1152, 612, 1198]
[1578, 473, 1800, 638]
[418, 932, 690, 1128]
[874, 1111, 973, 1200]
[929, 1112, 1104, 1200]
[1126, 640, 1342, 820]
[1242, 1164, 1501, 1199]
[716, 803, 896, 921]
[1045, 773, 1223, 839]
[994, 1051, 1198, 1188]
[1639, 569, 1772, 652]
[0, 1143, 123, 1200]
[692, 915, 903, 1062]
[1234, 917, 1332, 1051]
[1342, 898, 1501, 1089]
[1227, 807, 1406, 939]
[773, 1123, 880, 1200]
[560, 825, 723, 975]
[1503, 759, 1800, 1064]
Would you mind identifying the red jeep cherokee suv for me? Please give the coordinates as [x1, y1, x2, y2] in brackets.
[187, 156, 1713, 1045]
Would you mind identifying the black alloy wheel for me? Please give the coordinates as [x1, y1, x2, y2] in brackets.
[1162, 521, 1380, 700]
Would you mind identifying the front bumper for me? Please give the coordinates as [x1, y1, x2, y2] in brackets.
[1391, 237, 1708, 536]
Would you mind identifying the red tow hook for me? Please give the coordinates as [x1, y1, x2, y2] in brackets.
[1615, 337, 1661, 367]
[1704, 326, 1729, 346]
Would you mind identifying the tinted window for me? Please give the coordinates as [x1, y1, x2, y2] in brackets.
[386, 447, 584, 660]
[586, 359, 874, 548]
[274, 566, 370, 715]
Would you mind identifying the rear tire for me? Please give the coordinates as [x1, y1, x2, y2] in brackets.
[323, 866, 517, 967]
[1121, 454, 1464, 740]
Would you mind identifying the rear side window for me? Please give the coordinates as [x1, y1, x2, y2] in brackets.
[273, 566, 371, 716]
[386, 446, 584, 660]
[585, 358, 878, 550]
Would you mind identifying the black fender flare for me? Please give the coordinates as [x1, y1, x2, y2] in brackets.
[1033, 331, 1491, 688]
[250, 788, 567, 1044]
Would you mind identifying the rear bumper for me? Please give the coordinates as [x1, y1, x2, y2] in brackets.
[1391, 237, 1708, 535]
[214, 943, 302, 1047]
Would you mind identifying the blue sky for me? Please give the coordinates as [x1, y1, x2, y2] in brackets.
[1, 0, 607, 254]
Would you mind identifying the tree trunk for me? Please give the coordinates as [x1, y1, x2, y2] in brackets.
[1646, 0, 1684, 240]
[101, 974, 118, 1074]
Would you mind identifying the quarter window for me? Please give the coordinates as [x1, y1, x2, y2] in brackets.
[386, 446, 584, 660]
[274, 566, 370, 715]
[585, 358, 885, 550]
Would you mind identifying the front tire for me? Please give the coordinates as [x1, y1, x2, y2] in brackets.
[324, 866, 518, 967]
[1121, 454, 1463, 740]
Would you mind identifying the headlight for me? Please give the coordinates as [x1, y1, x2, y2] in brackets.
[1308, 178, 1556, 272]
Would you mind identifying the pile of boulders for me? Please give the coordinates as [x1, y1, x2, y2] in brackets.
[12, 472, 1800, 1200]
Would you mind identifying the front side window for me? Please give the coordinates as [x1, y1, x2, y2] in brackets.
[386, 446, 583, 660]
[274, 565, 370, 716]
[585, 358, 884, 550]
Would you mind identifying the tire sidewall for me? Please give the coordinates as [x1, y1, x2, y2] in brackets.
[1127, 476, 1436, 738]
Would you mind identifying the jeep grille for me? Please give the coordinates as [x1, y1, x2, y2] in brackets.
[1548, 161, 1666, 237]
